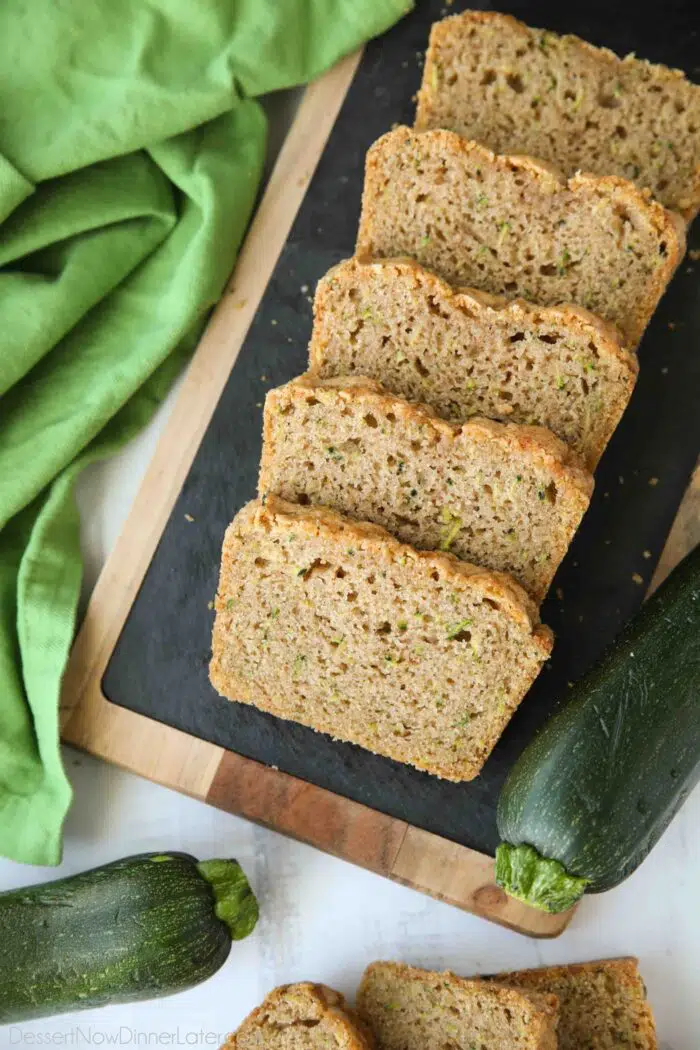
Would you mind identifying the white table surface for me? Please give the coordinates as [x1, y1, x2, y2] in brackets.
[1, 91, 699, 1050]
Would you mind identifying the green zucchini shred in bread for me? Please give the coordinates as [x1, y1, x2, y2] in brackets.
[259, 374, 593, 601]
[357, 961, 559, 1050]
[491, 958, 658, 1050]
[210, 497, 552, 782]
[416, 10, 700, 221]
[222, 982, 376, 1050]
[309, 256, 637, 469]
[356, 126, 685, 346]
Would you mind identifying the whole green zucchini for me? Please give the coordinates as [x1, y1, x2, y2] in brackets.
[0, 851, 258, 1022]
[496, 542, 700, 914]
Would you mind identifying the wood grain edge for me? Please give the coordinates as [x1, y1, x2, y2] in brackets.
[207, 749, 408, 875]
[58, 42, 565, 940]
[207, 750, 571, 936]
[649, 459, 700, 593]
[63, 687, 224, 801]
[57, 40, 699, 941]
[60, 694, 567, 937]
[60, 49, 363, 731]
[391, 826, 573, 937]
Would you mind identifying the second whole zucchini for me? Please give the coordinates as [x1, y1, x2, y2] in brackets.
[495, 541, 700, 913]
[0, 851, 258, 1022]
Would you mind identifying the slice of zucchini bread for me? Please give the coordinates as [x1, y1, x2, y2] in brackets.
[309, 256, 637, 468]
[260, 375, 593, 601]
[210, 497, 553, 782]
[357, 962, 558, 1050]
[415, 10, 700, 221]
[491, 957, 657, 1050]
[356, 126, 685, 347]
[223, 982, 376, 1050]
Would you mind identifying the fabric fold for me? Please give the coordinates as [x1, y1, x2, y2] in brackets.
[0, 0, 414, 866]
[0, 154, 177, 397]
[0, 153, 34, 225]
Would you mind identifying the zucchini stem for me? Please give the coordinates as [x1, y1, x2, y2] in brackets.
[196, 859, 259, 940]
[495, 842, 589, 913]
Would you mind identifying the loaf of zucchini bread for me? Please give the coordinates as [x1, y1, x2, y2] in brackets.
[491, 957, 657, 1050]
[223, 982, 376, 1050]
[357, 962, 559, 1050]
[416, 10, 700, 221]
[309, 256, 637, 468]
[260, 374, 593, 601]
[210, 497, 552, 782]
[356, 126, 685, 346]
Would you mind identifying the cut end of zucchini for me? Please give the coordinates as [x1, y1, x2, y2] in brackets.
[196, 859, 259, 940]
[495, 842, 589, 914]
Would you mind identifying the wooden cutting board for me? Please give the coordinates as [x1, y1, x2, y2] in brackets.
[61, 0, 700, 939]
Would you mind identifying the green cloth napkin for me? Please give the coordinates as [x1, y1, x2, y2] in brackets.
[0, 0, 412, 867]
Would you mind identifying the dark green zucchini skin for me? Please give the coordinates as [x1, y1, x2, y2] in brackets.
[0, 852, 257, 1022]
[497, 541, 700, 898]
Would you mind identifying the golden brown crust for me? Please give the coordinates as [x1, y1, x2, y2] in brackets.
[422, 9, 696, 85]
[416, 11, 700, 221]
[270, 372, 593, 504]
[491, 957, 657, 1050]
[494, 954, 644, 988]
[310, 256, 638, 469]
[253, 496, 552, 640]
[570, 170, 686, 338]
[224, 982, 376, 1050]
[210, 497, 553, 781]
[356, 126, 686, 346]
[358, 962, 559, 1050]
[362, 127, 687, 250]
[260, 374, 593, 600]
[343, 254, 632, 365]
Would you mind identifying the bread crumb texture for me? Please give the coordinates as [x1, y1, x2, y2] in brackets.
[357, 962, 558, 1050]
[260, 374, 593, 600]
[309, 257, 637, 469]
[223, 982, 376, 1050]
[210, 497, 552, 782]
[493, 957, 658, 1050]
[416, 10, 700, 221]
[356, 126, 685, 346]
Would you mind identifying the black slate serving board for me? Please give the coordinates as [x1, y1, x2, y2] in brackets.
[103, 0, 700, 861]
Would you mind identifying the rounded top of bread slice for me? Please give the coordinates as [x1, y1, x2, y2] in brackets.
[322, 254, 634, 367]
[357, 961, 558, 1050]
[310, 256, 638, 468]
[261, 373, 593, 600]
[211, 497, 553, 781]
[357, 126, 685, 346]
[415, 10, 700, 220]
[224, 982, 376, 1050]
[365, 126, 685, 242]
[254, 496, 551, 642]
[286, 370, 594, 498]
[491, 956, 658, 1050]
